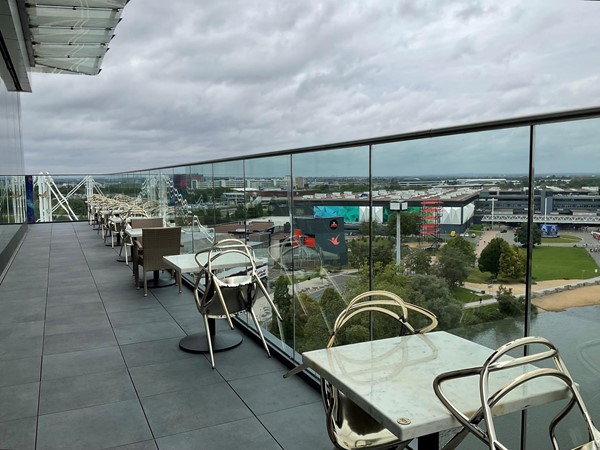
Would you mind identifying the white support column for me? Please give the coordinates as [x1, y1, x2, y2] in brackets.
[37, 173, 53, 222]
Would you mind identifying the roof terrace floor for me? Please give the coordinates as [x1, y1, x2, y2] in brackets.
[0, 222, 331, 449]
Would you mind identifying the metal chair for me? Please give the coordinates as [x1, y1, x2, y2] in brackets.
[136, 227, 181, 296]
[285, 290, 438, 450]
[434, 336, 600, 450]
[193, 238, 282, 368]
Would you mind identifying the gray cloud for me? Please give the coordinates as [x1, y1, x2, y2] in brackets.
[21, 0, 600, 175]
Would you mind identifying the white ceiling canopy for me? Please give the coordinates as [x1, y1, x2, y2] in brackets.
[23, 0, 128, 76]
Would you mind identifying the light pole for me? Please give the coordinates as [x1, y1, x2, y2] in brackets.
[391, 201, 408, 265]
[490, 197, 496, 230]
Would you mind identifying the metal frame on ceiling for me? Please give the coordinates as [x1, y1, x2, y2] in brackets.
[22, 0, 128, 75]
[0, 0, 129, 91]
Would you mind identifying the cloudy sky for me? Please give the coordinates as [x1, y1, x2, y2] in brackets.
[21, 0, 600, 175]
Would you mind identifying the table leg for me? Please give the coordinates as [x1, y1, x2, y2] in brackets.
[417, 432, 439, 450]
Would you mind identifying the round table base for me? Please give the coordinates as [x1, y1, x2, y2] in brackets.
[179, 331, 243, 353]
[138, 278, 176, 289]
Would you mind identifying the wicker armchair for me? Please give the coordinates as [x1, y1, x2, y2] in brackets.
[136, 227, 181, 296]
[129, 217, 164, 277]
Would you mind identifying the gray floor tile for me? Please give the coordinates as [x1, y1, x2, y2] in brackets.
[171, 315, 204, 336]
[0, 285, 47, 299]
[0, 321, 44, 360]
[212, 337, 284, 381]
[113, 320, 185, 345]
[0, 223, 327, 450]
[45, 301, 107, 321]
[258, 402, 333, 450]
[47, 283, 98, 298]
[45, 291, 103, 306]
[0, 299, 46, 324]
[230, 370, 321, 415]
[0, 382, 39, 422]
[107, 440, 158, 450]
[155, 417, 281, 450]
[0, 278, 47, 292]
[154, 291, 194, 308]
[163, 303, 199, 321]
[129, 356, 222, 397]
[103, 296, 162, 313]
[141, 383, 253, 438]
[0, 416, 37, 450]
[39, 368, 137, 415]
[0, 356, 41, 388]
[121, 337, 194, 368]
[43, 327, 118, 355]
[44, 313, 112, 336]
[42, 346, 125, 380]
[108, 307, 173, 327]
[36, 399, 152, 450]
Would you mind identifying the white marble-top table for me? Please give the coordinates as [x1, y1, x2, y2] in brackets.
[162, 253, 267, 291]
[301, 331, 568, 448]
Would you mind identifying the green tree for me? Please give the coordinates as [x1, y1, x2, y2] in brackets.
[300, 297, 330, 352]
[440, 236, 476, 266]
[320, 288, 347, 328]
[478, 238, 511, 277]
[498, 246, 526, 281]
[514, 223, 542, 246]
[496, 286, 521, 316]
[387, 211, 421, 237]
[404, 274, 463, 330]
[404, 249, 431, 275]
[436, 246, 470, 287]
[270, 276, 293, 342]
[348, 237, 394, 268]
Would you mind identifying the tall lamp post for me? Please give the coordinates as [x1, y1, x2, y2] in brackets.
[391, 201, 408, 265]
[490, 197, 496, 230]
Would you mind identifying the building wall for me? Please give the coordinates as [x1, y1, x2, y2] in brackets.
[0, 77, 24, 175]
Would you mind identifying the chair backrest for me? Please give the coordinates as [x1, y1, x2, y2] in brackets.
[194, 238, 257, 318]
[326, 290, 439, 348]
[434, 336, 600, 450]
[140, 227, 181, 270]
[130, 217, 163, 229]
[321, 290, 438, 450]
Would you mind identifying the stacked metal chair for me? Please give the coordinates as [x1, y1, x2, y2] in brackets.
[193, 238, 282, 369]
[434, 336, 600, 450]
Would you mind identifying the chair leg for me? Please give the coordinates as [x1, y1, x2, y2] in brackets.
[255, 276, 283, 321]
[143, 271, 148, 297]
[203, 314, 215, 369]
[249, 308, 271, 358]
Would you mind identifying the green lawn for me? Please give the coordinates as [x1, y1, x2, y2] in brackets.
[451, 286, 492, 304]
[466, 268, 493, 284]
[541, 234, 581, 244]
[532, 247, 599, 280]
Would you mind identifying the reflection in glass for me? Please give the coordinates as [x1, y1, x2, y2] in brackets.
[0, 176, 26, 224]
[288, 147, 370, 353]
[529, 118, 600, 448]
[186, 163, 214, 253]
[372, 128, 530, 342]
[212, 160, 244, 229]
[243, 155, 292, 354]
